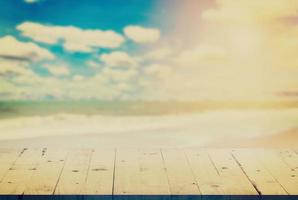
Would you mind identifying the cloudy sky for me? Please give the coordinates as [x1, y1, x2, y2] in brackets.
[0, 0, 298, 101]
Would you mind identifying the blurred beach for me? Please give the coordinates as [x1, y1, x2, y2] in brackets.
[0, 101, 297, 148]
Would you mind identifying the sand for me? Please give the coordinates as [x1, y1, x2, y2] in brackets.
[0, 109, 297, 148]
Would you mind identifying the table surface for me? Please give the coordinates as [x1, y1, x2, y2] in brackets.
[0, 148, 297, 195]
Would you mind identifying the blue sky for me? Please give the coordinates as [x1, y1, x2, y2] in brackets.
[0, 0, 158, 32]
[0, 0, 298, 101]
[0, 0, 162, 76]
[0, 0, 167, 100]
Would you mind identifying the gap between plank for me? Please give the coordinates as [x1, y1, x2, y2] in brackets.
[111, 148, 117, 197]
[230, 151, 261, 195]
[52, 149, 69, 194]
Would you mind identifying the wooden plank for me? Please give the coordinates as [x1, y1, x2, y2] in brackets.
[54, 148, 92, 194]
[113, 148, 143, 194]
[207, 149, 258, 194]
[81, 148, 115, 194]
[184, 148, 226, 194]
[231, 149, 287, 194]
[161, 148, 200, 194]
[0, 148, 23, 182]
[0, 148, 43, 194]
[257, 149, 298, 194]
[24, 148, 68, 194]
[278, 149, 298, 171]
[114, 148, 170, 195]
[0, 147, 296, 195]
[136, 148, 170, 194]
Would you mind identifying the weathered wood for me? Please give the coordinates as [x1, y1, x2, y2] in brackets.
[82, 148, 115, 194]
[0, 148, 43, 194]
[231, 149, 287, 194]
[24, 148, 68, 194]
[0, 148, 296, 195]
[0, 148, 23, 182]
[257, 149, 298, 194]
[114, 148, 170, 195]
[161, 148, 200, 194]
[113, 148, 142, 194]
[54, 148, 93, 194]
[207, 149, 258, 194]
[277, 149, 298, 172]
[184, 148, 226, 194]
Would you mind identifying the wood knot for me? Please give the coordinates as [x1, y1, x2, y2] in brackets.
[92, 168, 107, 171]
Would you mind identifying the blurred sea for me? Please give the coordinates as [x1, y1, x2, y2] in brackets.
[1, 100, 298, 119]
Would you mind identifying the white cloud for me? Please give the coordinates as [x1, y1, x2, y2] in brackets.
[43, 63, 70, 76]
[17, 22, 125, 52]
[101, 67, 137, 82]
[144, 47, 172, 61]
[24, 0, 39, 3]
[144, 63, 172, 78]
[87, 60, 101, 68]
[0, 36, 55, 61]
[73, 75, 85, 81]
[114, 82, 132, 92]
[202, 0, 298, 24]
[0, 78, 22, 100]
[174, 45, 228, 66]
[0, 58, 139, 100]
[124, 25, 160, 44]
[0, 59, 47, 99]
[100, 51, 138, 68]
[0, 59, 33, 77]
